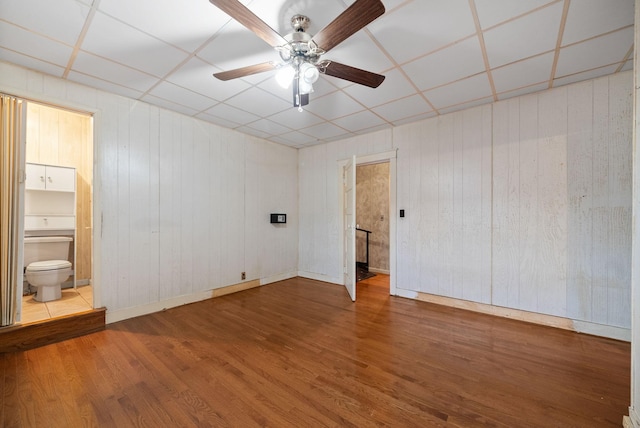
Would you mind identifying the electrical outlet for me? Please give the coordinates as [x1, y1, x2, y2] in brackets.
[241, 272, 246, 280]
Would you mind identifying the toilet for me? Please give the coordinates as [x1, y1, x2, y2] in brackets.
[24, 236, 73, 302]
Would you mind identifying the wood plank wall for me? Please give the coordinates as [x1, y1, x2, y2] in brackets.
[2, 62, 299, 319]
[25, 102, 93, 283]
[96, 95, 299, 314]
[299, 71, 633, 332]
[492, 75, 632, 326]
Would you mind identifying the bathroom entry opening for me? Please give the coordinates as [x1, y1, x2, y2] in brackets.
[19, 100, 94, 322]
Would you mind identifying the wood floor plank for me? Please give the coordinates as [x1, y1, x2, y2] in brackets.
[0, 275, 630, 426]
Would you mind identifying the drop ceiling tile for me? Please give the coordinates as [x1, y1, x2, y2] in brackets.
[424, 73, 492, 110]
[492, 52, 554, 93]
[275, 131, 320, 147]
[167, 57, 251, 102]
[204, 102, 260, 126]
[322, 31, 393, 74]
[0, 21, 73, 68]
[439, 96, 493, 115]
[245, 118, 292, 136]
[82, 11, 189, 77]
[483, 1, 563, 68]
[621, 59, 633, 72]
[354, 123, 391, 136]
[236, 125, 270, 139]
[197, 20, 278, 74]
[98, 0, 230, 52]
[555, 27, 633, 77]
[393, 111, 438, 127]
[269, 136, 298, 149]
[562, 0, 633, 46]
[300, 122, 351, 140]
[303, 91, 365, 120]
[195, 112, 241, 129]
[225, 87, 291, 117]
[402, 37, 485, 91]
[332, 110, 386, 133]
[368, 0, 476, 64]
[382, 0, 408, 12]
[497, 82, 548, 101]
[474, 0, 554, 29]
[267, 108, 325, 129]
[372, 94, 433, 123]
[0, 47, 65, 78]
[146, 81, 218, 112]
[67, 71, 145, 99]
[0, 0, 90, 45]
[553, 64, 620, 88]
[0, 0, 632, 148]
[72, 51, 157, 92]
[343, 68, 415, 108]
[142, 94, 200, 117]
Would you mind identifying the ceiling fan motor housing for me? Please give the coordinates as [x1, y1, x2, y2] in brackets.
[291, 15, 310, 32]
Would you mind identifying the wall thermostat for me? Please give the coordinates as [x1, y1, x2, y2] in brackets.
[270, 213, 286, 224]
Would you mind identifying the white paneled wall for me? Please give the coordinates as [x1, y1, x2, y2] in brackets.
[492, 90, 570, 317]
[1, 61, 298, 320]
[299, 71, 632, 334]
[1, 60, 631, 334]
[492, 74, 632, 327]
[395, 106, 493, 303]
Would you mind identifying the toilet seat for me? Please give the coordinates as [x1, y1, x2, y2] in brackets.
[26, 260, 72, 272]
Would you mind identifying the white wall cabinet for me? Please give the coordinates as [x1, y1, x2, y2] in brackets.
[24, 163, 76, 232]
[26, 163, 75, 192]
[24, 162, 77, 289]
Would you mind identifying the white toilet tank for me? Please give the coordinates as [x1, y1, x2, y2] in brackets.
[24, 236, 73, 267]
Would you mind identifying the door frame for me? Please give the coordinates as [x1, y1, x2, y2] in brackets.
[3, 91, 100, 322]
[339, 150, 397, 297]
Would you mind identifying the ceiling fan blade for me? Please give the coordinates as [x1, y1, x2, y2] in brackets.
[321, 62, 385, 88]
[311, 0, 385, 52]
[213, 62, 277, 81]
[209, 0, 287, 47]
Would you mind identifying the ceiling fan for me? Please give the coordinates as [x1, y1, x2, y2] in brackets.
[208, 0, 386, 110]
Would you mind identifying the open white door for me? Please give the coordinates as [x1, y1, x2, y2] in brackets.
[343, 155, 356, 301]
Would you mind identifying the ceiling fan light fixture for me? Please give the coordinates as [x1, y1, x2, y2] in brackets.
[276, 65, 295, 88]
[298, 78, 314, 95]
[300, 62, 319, 84]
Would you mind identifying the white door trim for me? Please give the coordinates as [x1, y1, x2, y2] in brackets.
[339, 149, 397, 296]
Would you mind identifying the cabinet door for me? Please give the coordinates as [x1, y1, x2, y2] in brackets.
[25, 163, 46, 190]
[45, 165, 75, 192]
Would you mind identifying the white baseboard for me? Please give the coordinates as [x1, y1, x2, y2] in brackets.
[297, 271, 343, 285]
[369, 267, 390, 275]
[624, 408, 640, 428]
[106, 279, 262, 324]
[573, 320, 630, 342]
[395, 288, 631, 342]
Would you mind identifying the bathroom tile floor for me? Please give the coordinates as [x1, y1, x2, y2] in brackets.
[21, 285, 93, 324]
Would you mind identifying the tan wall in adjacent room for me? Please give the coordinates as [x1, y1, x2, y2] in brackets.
[356, 162, 390, 271]
[26, 102, 93, 283]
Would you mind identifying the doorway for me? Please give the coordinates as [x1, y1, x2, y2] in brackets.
[341, 150, 397, 300]
[355, 161, 390, 285]
[20, 101, 94, 323]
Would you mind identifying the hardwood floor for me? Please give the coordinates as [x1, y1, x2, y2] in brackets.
[0, 275, 630, 427]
